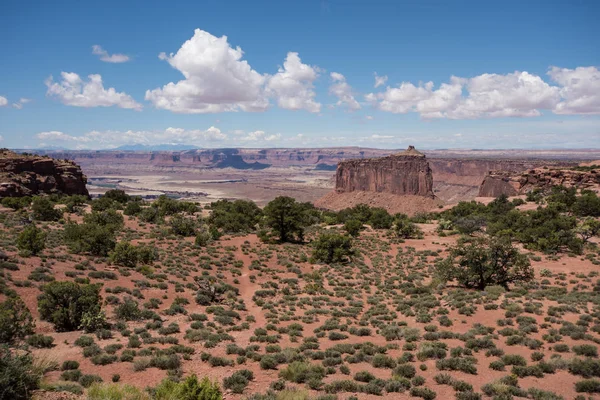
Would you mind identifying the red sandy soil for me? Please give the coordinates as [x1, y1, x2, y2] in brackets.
[0, 205, 598, 400]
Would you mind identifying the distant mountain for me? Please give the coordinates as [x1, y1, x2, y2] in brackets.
[113, 144, 201, 151]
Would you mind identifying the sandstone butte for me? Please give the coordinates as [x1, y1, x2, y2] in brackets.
[335, 145, 435, 198]
[478, 166, 600, 197]
[0, 149, 89, 198]
[315, 146, 443, 216]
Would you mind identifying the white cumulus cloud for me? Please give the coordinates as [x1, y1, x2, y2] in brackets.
[146, 29, 322, 114]
[46, 72, 142, 110]
[365, 68, 600, 119]
[92, 45, 130, 63]
[0, 96, 7, 107]
[549, 66, 600, 115]
[145, 29, 269, 113]
[448, 72, 559, 119]
[266, 52, 321, 113]
[329, 72, 360, 111]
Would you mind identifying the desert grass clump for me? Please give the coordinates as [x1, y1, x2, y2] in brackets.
[87, 382, 150, 400]
[153, 374, 222, 399]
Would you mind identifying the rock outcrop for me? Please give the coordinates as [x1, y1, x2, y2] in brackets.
[478, 167, 600, 197]
[335, 146, 435, 198]
[0, 150, 89, 197]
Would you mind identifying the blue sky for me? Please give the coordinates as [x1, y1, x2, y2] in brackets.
[0, 0, 599, 149]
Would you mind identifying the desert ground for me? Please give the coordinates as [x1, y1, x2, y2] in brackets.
[2, 189, 600, 400]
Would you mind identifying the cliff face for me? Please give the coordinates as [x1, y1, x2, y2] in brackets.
[0, 150, 89, 197]
[478, 167, 600, 197]
[335, 146, 435, 198]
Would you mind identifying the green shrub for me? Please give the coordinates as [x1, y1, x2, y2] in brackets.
[26, 334, 54, 348]
[394, 215, 422, 239]
[435, 358, 477, 374]
[575, 379, 600, 393]
[115, 298, 142, 321]
[169, 214, 197, 236]
[0, 296, 35, 344]
[16, 224, 46, 256]
[38, 281, 102, 331]
[223, 370, 253, 394]
[344, 219, 363, 237]
[74, 335, 94, 347]
[260, 355, 278, 370]
[103, 189, 130, 204]
[207, 199, 262, 234]
[60, 369, 82, 382]
[372, 354, 396, 369]
[501, 354, 527, 366]
[154, 374, 222, 400]
[489, 360, 505, 371]
[1, 196, 31, 210]
[63, 222, 116, 256]
[394, 363, 416, 378]
[279, 361, 325, 384]
[433, 373, 453, 385]
[569, 358, 600, 378]
[410, 386, 437, 400]
[437, 236, 533, 290]
[0, 346, 41, 400]
[573, 345, 598, 357]
[311, 233, 356, 264]
[84, 209, 124, 229]
[79, 374, 103, 388]
[61, 360, 80, 370]
[263, 196, 313, 242]
[32, 197, 62, 221]
[124, 201, 143, 216]
[323, 380, 360, 394]
[110, 241, 139, 268]
[87, 382, 149, 399]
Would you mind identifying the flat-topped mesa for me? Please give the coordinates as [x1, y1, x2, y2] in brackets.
[0, 149, 89, 198]
[335, 146, 435, 198]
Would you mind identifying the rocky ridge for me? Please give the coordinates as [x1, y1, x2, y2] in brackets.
[478, 167, 600, 197]
[0, 149, 89, 197]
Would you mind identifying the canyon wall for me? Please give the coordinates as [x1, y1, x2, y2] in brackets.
[0, 150, 89, 197]
[334, 146, 435, 198]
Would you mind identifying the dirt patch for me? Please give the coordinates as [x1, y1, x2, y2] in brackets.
[315, 191, 444, 215]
